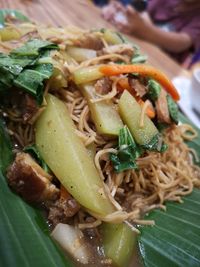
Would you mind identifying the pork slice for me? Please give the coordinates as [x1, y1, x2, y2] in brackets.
[7, 152, 59, 203]
[48, 192, 80, 226]
[94, 77, 112, 95]
[129, 78, 147, 97]
[155, 89, 171, 124]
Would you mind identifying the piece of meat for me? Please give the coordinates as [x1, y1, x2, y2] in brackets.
[48, 191, 80, 226]
[129, 78, 147, 98]
[7, 152, 59, 203]
[155, 89, 171, 124]
[94, 77, 112, 95]
[102, 44, 134, 58]
[73, 33, 104, 50]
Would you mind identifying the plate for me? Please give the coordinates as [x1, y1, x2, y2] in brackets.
[173, 76, 200, 128]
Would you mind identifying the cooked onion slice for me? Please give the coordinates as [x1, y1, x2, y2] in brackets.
[51, 223, 90, 264]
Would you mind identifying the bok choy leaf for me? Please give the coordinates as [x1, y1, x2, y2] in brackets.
[147, 79, 161, 102]
[14, 63, 53, 104]
[11, 39, 58, 58]
[0, 39, 58, 104]
[167, 95, 179, 124]
[110, 126, 142, 172]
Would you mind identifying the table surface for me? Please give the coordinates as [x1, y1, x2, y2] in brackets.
[0, 0, 188, 79]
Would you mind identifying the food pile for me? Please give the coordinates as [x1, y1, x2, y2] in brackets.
[0, 18, 199, 267]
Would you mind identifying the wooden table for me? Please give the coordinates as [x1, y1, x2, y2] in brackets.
[0, 0, 187, 79]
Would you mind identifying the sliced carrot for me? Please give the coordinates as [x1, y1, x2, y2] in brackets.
[117, 77, 140, 100]
[117, 77, 132, 93]
[99, 64, 180, 101]
[138, 99, 155, 119]
[117, 77, 130, 91]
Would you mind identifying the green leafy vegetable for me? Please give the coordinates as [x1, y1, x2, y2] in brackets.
[167, 95, 179, 124]
[139, 188, 200, 267]
[147, 79, 161, 101]
[0, 53, 27, 75]
[14, 63, 53, 104]
[24, 144, 50, 173]
[0, 67, 14, 89]
[142, 133, 168, 152]
[110, 127, 168, 172]
[0, 9, 29, 28]
[110, 126, 142, 172]
[11, 39, 58, 58]
[0, 39, 58, 104]
[0, 120, 13, 174]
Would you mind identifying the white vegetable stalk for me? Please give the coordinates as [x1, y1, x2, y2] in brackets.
[51, 223, 90, 264]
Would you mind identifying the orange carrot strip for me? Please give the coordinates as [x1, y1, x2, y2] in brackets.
[117, 78, 132, 93]
[117, 77, 130, 90]
[138, 99, 155, 119]
[99, 64, 180, 101]
[117, 78, 140, 100]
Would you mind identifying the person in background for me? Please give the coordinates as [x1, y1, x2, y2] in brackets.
[102, 0, 200, 65]
[93, 0, 132, 7]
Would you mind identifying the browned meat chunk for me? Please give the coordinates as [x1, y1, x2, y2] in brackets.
[73, 33, 103, 50]
[129, 78, 147, 97]
[48, 190, 80, 226]
[7, 152, 59, 203]
[94, 77, 112, 95]
[155, 89, 171, 124]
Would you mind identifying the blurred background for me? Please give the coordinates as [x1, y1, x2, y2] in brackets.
[93, 0, 200, 69]
[0, 0, 200, 127]
[93, 0, 200, 127]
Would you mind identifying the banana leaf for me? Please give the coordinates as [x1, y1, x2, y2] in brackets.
[138, 113, 200, 267]
[0, 9, 29, 27]
[139, 189, 200, 267]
